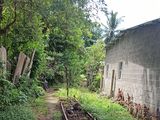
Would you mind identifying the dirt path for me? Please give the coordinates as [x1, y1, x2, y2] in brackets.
[38, 89, 60, 120]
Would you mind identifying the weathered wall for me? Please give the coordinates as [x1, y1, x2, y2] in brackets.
[103, 23, 160, 111]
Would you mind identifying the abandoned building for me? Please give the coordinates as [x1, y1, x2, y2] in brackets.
[102, 18, 160, 111]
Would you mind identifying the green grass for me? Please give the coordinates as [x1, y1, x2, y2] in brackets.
[52, 111, 62, 120]
[0, 105, 36, 120]
[56, 88, 135, 120]
[31, 96, 48, 117]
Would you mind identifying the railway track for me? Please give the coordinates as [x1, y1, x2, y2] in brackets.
[60, 99, 96, 120]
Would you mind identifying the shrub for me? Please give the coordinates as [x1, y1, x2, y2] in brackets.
[0, 76, 21, 109]
[0, 75, 44, 109]
[88, 73, 101, 92]
[17, 76, 45, 99]
[32, 85, 45, 97]
[0, 105, 36, 120]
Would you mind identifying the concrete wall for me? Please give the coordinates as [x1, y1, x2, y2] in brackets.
[103, 23, 160, 111]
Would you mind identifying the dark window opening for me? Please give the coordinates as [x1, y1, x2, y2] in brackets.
[118, 62, 123, 79]
[106, 64, 109, 78]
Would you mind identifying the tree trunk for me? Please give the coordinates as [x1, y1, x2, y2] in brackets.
[65, 66, 69, 97]
[0, 0, 3, 21]
[27, 49, 36, 77]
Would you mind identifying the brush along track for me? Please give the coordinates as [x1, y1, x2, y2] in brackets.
[60, 99, 95, 120]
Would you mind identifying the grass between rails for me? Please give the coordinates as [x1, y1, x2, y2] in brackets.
[56, 88, 135, 120]
[52, 111, 62, 120]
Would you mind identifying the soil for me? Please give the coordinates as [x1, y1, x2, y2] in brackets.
[37, 88, 60, 120]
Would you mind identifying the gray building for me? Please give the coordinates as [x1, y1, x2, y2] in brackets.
[102, 18, 160, 111]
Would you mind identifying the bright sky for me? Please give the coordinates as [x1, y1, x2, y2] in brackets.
[101, 0, 160, 30]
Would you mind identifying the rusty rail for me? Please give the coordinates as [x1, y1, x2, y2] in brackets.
[74, 99, 96, 120]
[86, 111, 96, 120]
[60, 102, 68, 120]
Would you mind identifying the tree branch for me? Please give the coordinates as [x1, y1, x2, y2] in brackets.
[0, 0, 3, 21]
[0, 0, 17, 35]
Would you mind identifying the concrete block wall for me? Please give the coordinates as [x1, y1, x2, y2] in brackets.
[103, 23, 160, 111]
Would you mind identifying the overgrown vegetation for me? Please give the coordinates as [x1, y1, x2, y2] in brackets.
[52, 111, 62, 120]
[84, 40, 105, 91]
[0, 0, 108, 94]
[0, 105, 36, 120]
[0, 73, 45, 109]
[0, 69, 44, 119]
[0, 0, 126, 119]
[56, 88, 134, 120]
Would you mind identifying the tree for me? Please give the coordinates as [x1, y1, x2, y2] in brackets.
[83, 22, 103, 47]
[0, 0, 107, 96]
[46, 0, 88, 96]
[0, 0, 17, 35]
[0, 0, 48, 79]
[103, 11, 123, 44]
[46, 0, 107, 96]
[84, 40, 105, 91]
